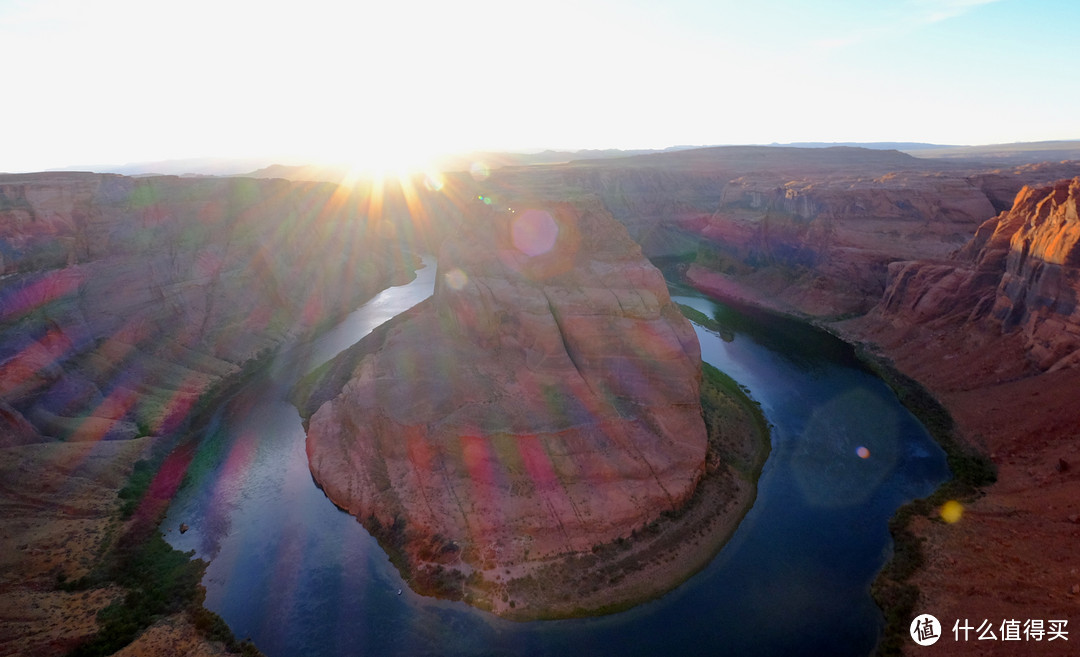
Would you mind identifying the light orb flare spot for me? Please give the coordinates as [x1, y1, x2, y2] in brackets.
[855, 445, 871, 459]
[470, 161, 491, 181]
[423, 172, 444, 192]
[511, 209, 559, 257]
[940, 500, 963, 524]
[444, 268, 468, 290]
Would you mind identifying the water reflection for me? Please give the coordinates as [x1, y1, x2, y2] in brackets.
[794, 388, 901, 507]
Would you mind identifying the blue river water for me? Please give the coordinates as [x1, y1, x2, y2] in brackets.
[163, 262, 949, 657]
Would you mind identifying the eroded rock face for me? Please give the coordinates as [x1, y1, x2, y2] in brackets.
[0, 173, 405, 442]
[303, 201, 706, 600]
[991, 179, 1080, 369]
[677, 173, 1001, 316]
[837, 178, 1080, 649]
[876, 178, 1080, 371]
[472, 150, 1080, 319]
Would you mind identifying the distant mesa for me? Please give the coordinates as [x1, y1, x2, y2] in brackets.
[28, 139, 1079, 181]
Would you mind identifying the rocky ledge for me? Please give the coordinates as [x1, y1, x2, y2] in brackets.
[875, 177, 1080, 372]
[297, 201, 762, 617]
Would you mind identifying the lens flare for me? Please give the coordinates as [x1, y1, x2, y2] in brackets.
[856, 446, 870, 459]
[444, 268, 468, 290]
[511, 209, 559, 256]
[469, 161, 491, 181]
[940, 500, 963, 524]
[422, 172, 444, 192]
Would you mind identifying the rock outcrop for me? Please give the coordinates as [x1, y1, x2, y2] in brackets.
[467, 149, 1080, 318]
[678, 174, 998, 315]
[991, 179, 1080, 369]
[876, 178, 1080, 371]
[0, 173, 408, 443]
[301, 200, 707, 614]
[837, 178, 1080, 657]
[0, 172, 420, 656]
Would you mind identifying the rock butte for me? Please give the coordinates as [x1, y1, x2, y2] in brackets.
[301, 200, 720, 614]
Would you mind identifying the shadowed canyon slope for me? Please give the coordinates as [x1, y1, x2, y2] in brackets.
[842, 178, 1080, 656]
[0, 173, 409, 445]
[468, 148, 1080, 318]
[0, 172, 411, 656]
[297, 201, 728, 617]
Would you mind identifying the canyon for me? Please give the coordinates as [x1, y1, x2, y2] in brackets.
[846, 178, 1080, 656]
[3, 145, 1080, 654]
[0, 173, 412, 446]
[457, 149, 1080, 650]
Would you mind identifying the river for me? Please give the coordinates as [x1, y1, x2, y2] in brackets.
[163, 260, 949, 657]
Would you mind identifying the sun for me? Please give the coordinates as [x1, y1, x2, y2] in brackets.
[351, 147, 434, 179]
[310, 131, 449, 186]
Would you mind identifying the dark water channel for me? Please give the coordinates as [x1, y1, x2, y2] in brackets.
[163, 263, 949, 657]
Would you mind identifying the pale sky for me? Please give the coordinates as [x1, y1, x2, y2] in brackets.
[1, 0, 1077, 173]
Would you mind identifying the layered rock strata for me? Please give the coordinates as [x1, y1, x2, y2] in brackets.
[465, 150, 1080, 318]
[677, 173, 1031, 317]
[840, 179, 1080, 656]
[302, 201, 708, 614]
[0, 172, 411, 655]
[876, 178, 1080, 371]
[0, 173, 406, 444]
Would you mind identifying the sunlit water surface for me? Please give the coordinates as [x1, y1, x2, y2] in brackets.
[164, 263, 948, 657]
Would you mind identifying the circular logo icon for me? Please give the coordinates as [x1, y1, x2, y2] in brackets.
[910, 614, 942, 646]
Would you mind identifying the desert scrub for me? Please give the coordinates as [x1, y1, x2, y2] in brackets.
[116, 459, 154, 520]
[61, 350, 282, 657]
[63, 449, 265, 657]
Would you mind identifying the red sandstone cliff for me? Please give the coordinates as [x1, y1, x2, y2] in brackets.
[477, 150, 1080, 319]
[0, 173, 406, 444]
[0, 172, 415, 656]
[875, 178, 1080, 372]
[301, 200, 707, 614]
[838, 180, 1080, 656]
